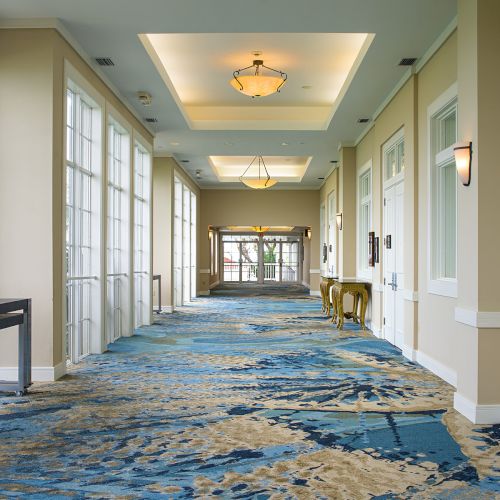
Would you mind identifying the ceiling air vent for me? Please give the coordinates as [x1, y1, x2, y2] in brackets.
[399, 57, 417, 66]
[357, 118, 370, 124]
[144, 117, 158, 123]
[95, 57, 114, 66]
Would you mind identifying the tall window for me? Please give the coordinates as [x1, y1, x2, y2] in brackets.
[65, 83, 101, 364]
[107, 119, 130, 344]
[173, 176, 197, 306]
[358, 165, 372, 279]
[429, 88, 457, 296]
[134, 143, 151, 327]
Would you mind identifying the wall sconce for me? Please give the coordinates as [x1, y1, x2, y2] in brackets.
[454, 141, 472, 186]
[336, 213, 343, 230]
[305, 228, 312, 240]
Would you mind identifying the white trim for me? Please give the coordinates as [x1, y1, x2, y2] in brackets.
[415, 17, 458, 73]
[0, 18, 154, 137]
[372, 282, 383, 293]
[159, 305, 174, 313]
[198, 291, 210, 296]
[309, 269, 321, 274]
[301, 280, 311, 288]
[0, 362, 66, 383]
[209, 280, 220, 290]
[454, 392, 500, 425]
[402, 344, 417, 362]
[416, 350, 457, 387]
[357, 160, 373, 282]
[403, 289, 419, 302]
[427, 83, 458, 298]
[370, 325, 383, 338]
[455, 307, 500, 328]
[310, 290, 321, 297]
[428, 280, 457, 298]
[199, 269, 211, 274]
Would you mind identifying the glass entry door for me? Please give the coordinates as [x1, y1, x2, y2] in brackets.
[222, 234, 301, 284]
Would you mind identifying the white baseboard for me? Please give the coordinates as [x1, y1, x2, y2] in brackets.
[402, 344, 417, 362]
[0, 360, 66, 382]
[370, 325, 383, 338]
[198, 291, 210, 296]
[310, 290, 321, 297]
[160, 305, 173, 313]
[403, 290, 419, 302]
[454, 392, 500, 424]
[415, 350, 457, 387]
[301, 280, 311, 288]
[209, 280, 220, 290]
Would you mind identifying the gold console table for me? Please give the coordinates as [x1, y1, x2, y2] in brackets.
[321, 277, 370, 330]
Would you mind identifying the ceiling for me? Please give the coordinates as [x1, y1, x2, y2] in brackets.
[0, 0, 457, 189]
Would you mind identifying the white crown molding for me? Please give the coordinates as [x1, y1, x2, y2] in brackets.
[415, 16, 458, 73]
[403, 290, 419, 302]
[0, 361, 66, 383]
[455, 307, 500, 328]
[402, 344, 417, 362]
[0, 17, 154, 137]
[416, 350, 457, 387]
[454, 392, 500, 425]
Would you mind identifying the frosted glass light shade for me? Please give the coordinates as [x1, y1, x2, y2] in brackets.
[454, 141, 472, 186]
[230, 75, 286, 97]
[240, 178, 278, 189]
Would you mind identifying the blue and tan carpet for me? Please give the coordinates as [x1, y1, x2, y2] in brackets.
[0, 293, 499, 498]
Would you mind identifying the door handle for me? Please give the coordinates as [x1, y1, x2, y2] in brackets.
[387, 272, 397, 291]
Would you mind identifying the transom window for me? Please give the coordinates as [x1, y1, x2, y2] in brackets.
[385, 134, 405, 180]
[429, 89, 458, 296]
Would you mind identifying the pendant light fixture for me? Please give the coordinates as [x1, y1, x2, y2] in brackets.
[230, 55, 287, 98]
[239, 155, 278, 189]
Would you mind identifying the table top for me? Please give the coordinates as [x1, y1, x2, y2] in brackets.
[0, 299, 30, 314]
[322, 277, 371, 285]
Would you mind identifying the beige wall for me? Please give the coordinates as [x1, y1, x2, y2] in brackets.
[0, 28, 153, 377]
[199, 189, 320, 292]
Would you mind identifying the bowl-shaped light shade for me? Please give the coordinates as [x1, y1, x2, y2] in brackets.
[454, 141, 472, 186]
[230, 75, 286, 97]
[241, 178, 278, 189]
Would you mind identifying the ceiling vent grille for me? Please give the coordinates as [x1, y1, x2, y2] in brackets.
[399, 57, 417, 66]
[357, 118, 370, 123]
[95, 57, 115, 66]
[144, 117, 158, 123]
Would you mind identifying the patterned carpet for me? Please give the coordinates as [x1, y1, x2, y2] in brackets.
[0, 293, 499, 499]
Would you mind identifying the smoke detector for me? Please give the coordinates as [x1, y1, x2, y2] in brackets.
[137, 91, 152, 106]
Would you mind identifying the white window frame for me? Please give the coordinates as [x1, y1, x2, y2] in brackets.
[427, 83, 458, 298]
[63, 62, 105, 363]
[357, 160, 372, 281]
[133, 136, 152, 328]
[106, 109, 132, 344]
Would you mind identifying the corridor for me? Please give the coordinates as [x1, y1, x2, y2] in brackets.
[0, 292, 498, 498]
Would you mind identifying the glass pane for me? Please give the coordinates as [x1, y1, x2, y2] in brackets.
[397, 141, 405, 174]
[386, 147, 396, 179]
[442, 163, 457, 279]
[442, 111, 456, 150]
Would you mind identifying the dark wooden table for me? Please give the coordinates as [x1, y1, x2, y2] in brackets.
[0, 298, 31, 395]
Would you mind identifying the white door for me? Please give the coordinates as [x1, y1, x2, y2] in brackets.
[383, 181, 404, 348]
[327, 191, 336, 275]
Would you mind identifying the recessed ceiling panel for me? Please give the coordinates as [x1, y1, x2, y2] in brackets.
[140, 33, 372, 130]
[209, 155, 312, 183]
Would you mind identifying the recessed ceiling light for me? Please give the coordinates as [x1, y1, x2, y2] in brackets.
[281, 142, 289, 146]
[170, 142, 180, 146]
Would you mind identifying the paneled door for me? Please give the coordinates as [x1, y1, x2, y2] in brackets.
[383, 180, 405, 348]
